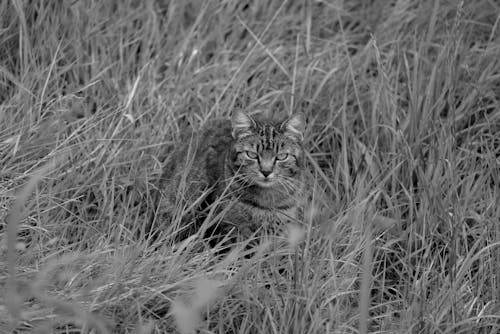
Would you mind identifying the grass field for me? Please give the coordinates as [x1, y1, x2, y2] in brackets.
[1, 0, 500, 333]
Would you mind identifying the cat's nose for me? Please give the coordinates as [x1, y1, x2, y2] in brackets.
[261, 170, 272, 177]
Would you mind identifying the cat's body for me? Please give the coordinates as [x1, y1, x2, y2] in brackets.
[159, 111, 311, 240]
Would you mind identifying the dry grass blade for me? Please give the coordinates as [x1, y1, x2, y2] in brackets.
[5, 161, 55, 320]
[358, 222, 373, 334]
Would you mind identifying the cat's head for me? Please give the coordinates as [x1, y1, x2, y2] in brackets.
[230, 110, 305, 188]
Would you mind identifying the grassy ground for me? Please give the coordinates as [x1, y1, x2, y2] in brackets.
[1, 0, 500, 333]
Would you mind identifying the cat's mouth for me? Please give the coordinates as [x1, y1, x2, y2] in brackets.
[255, 176, 276, 187]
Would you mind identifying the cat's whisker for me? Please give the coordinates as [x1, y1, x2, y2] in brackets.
[275, 179, 298, 195]
[276, 175, 299, 189]
[225, 173, 253, 186]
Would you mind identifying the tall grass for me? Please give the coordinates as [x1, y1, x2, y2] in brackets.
[1, 0, 499, 333]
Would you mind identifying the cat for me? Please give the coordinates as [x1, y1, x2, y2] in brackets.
[157, 110, 312, 243]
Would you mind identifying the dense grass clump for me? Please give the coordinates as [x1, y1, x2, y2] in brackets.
[1, 0, 499, 333]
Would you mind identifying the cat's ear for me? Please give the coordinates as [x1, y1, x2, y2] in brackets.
[281, 112, 305, 141]
[231, 110, 255, 139]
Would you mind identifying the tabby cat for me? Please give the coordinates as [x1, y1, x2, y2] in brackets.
[159, 110, 311, 241]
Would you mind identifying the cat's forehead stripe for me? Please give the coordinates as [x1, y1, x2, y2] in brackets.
[257, 124, 277, 151]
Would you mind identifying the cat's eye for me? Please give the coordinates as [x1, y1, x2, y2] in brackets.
[276, 153, 289, 161]
[246, 151, 258, 159]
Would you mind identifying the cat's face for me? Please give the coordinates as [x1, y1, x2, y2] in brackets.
[230, 111, 305, 189]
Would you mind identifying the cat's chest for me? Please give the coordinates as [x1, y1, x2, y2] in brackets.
[252, 206, 299, 226]
[228, 201, 300, 227]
